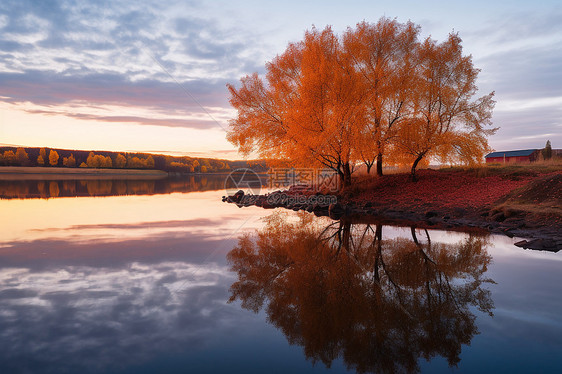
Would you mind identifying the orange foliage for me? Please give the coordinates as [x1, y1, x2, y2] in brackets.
[126, 155, 153, 169]
[2, 151, 16, 165]
[392, 33, 496, 179]
[344, 19, 419, 175]
[115, 153, 127, 168]
[228, 26, 366, 186]
[227, 19, 496, 185]
[87, 152, 112, 168]
[48, 150, 59, 166]
[63, 154, 76, 167]
[49, 181, 60, 197]
[16, 147, 29, 165]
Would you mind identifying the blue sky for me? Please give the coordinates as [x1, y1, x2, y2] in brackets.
[0, 0, 560, 158]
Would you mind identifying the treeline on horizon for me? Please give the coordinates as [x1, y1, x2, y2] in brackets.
[0, 146, 268, 173]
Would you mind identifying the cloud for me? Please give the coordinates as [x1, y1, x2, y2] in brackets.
[466, 10, 562, 100]
[456, 10, 562, 150]
[489, 106, 562, 150]
[0, 226, 238, 270]
[0, 0, 266, 131]
[0, 0, 264, 78]
[478, 45, 562, 102]
[466, 9, 562, 48]
[0, 212, 255, 373]
[0, 70, 237, 129]
[1, 1, 561, 151]
[25, 109, 223, 130]
[0, 70, 229, 110]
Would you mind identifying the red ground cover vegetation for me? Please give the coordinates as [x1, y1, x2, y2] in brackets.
[348, 169, 561, 212]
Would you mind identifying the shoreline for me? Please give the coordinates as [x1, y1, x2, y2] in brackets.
[224, 168, 562, 252]
[225, 191, 562, 251]
[0, 167, 267, 179]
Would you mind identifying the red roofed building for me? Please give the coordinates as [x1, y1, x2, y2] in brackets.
[485, 149, 540, 164]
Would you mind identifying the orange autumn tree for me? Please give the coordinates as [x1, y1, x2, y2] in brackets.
[49, 150, 59, 166]
[16, 147, 29, 166]
[228, 21, 496, 185]
[37, 148, 47, 166]
[115, 153, 127, 168]
[62, 154, 76, 167]
[343, 18, 419, 176]
[227, 26, 367, 187]
[2, 150, 16, 165]
[394, 33, 496, 180]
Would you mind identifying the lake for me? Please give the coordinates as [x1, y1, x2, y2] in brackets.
[0, 175, 561, 373]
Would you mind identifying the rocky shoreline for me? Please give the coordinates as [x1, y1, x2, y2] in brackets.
[223, 189, 562, 252]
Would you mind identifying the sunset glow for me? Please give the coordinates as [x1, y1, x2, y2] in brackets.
[1, 0, 561, 157]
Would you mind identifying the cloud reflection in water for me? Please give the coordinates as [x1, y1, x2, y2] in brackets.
[0, 257, 238, 373]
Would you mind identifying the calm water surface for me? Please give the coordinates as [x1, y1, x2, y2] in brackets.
[0, 176, 561, 373]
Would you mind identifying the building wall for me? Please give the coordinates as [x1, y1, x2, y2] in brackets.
[486, 156, 532, 164]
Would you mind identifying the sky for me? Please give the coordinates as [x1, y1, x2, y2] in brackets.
[0, 0, 561, 159]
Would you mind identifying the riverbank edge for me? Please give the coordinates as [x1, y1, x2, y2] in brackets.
[223, 189, 562, 252]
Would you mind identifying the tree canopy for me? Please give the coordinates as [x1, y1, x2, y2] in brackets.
[49, 150, 59, 166]
[227, 18, 496, 185]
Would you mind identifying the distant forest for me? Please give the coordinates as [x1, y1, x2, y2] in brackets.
[0, 146, 267, 173]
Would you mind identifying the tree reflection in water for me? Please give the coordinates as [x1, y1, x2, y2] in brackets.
[0, 176, 227, 199]
[228, 211, 495, 374]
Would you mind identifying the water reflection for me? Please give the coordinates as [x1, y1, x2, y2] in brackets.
[0, 181, 271, 373]
[228, 212, 495, 373]
[0, 175, 228, 199]
[0, 224, 245, 373]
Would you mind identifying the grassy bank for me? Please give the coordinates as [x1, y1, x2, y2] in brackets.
[346, 163, 561, 212]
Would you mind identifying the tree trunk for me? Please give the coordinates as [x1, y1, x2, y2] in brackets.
[337, 168, 345, 189]
[376, 153, 383, 176]
[342, 162, 352, 187]
[366, 163, 372, 174]
[410, 154, 424, 181]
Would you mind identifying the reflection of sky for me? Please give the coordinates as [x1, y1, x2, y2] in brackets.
[0, 260, 234, 372]
[0, 189, 268, 244]
[0, 189, 305, 373]
[421, 234, 562, 373]
[0, 188, 281, 373]
[0, 189, 562, 373]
